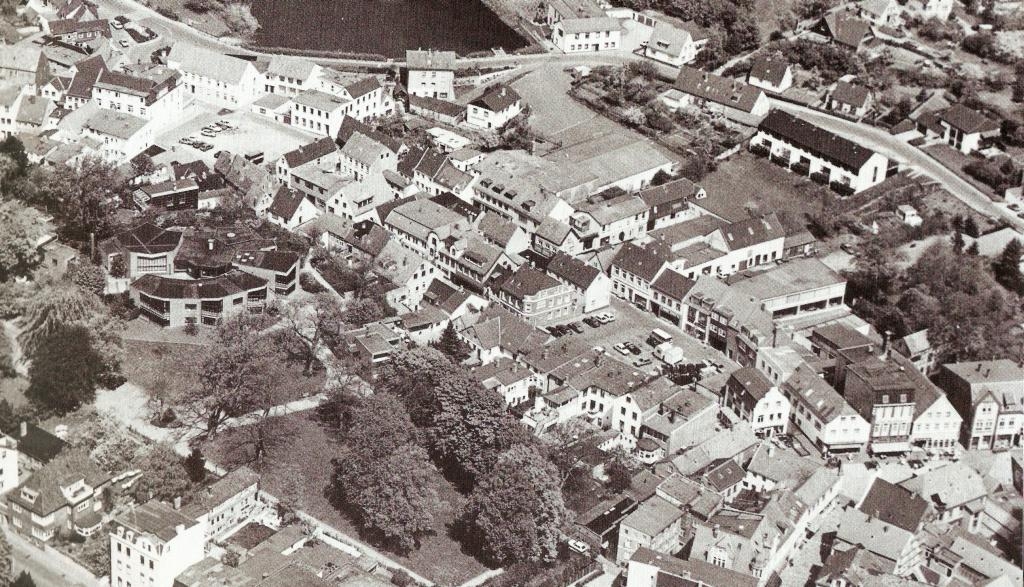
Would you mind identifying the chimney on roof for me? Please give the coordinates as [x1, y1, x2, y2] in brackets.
[19, 422, 26, 438]
[713, 523, 720, 538]
[207, 238, 214, 251]
[882, 330, 892, 358]
[173, 496, 181, 510]
[766, 442, 775, 457]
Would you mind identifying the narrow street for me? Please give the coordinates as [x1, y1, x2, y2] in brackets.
[769, 100, 1024, 230]
[7, 528, 98, 587]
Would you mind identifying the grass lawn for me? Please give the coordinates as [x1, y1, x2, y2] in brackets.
[123, 340, 325, 408]
[201, 413, 489, 586]
[700, 152, 828, 227]
[922, 144, 997, 198]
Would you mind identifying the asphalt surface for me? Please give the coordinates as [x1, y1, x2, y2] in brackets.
[7, 528, 97, 587]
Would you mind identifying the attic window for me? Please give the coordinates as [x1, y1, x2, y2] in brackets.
[20, 489, 36, 503]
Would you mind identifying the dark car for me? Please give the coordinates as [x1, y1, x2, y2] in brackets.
[567, 322, 584, 334]
[548, 325, 565, 337]
[625, 342, 642, 355]
[583, 317, 601, 328]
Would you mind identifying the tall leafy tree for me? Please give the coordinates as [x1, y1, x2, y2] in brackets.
[44, 157, 126, 243]
[26, 324, 104, 415]
[0, 136, 27, 177]
[462, 445, 567, 565]
[433, 321, 468, 361]
[0, 201, 40, 282]
[275, 293, 343, 376]
[11, 571, 34, 587]
[17, 283, 101, 355]
[185, 314, 280, 434]
[993, 239, 1024, 295]
[133, 443, 193, 502]
[332, 393, 440, 553]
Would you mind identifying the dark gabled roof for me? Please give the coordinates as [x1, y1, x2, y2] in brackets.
[858, 478, 929, 533]
[344, 76, 380, 99]
[748, 55, 790, 87]
[822, 13, 871, 48]
[470, 84, 521, 112]
[937, 103, 1000, 134]
[611, 242, 669, 283]
[396, 145, 425, 179]
[720, 213, 785, 251]
[96, 69, 158, 95]
[673, 66, 765, 114]
[106, 222, 183, 255]
[234, 250, 300, 274]
[651, 269, 695, 301]
[638, 177, 701, 208]
[546, 252, 601, 290]
[337, 116, 402, 154]
[414, 148, 449, 179]
[477, 211, 518, 247]
[266, 185, 304, 221]
[759, 109, 878, 171]
[703, 458, 745, 492]
[410, 94, 466, 119]
[831, 80, 870, 108]
[499, 265, 561, 299]
[9, 448, 111, 516]
[48, 18, 109, 36]
[282, 137, 337, 168]
[132, 270, 267, 300]
[5, 422, 66, 465]
[116, 499, 198, 543]
[66, 54, 106, 99]
[726, 366, 773, 402]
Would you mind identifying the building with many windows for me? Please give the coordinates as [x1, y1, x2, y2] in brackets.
[110, 500, 205, 587]
[722, 367, 791, 437]
[405, 50, 456, 100]
[493, 265, 576, 326]
[552, 17, 623, 53]
[935, 359, 1024, 451]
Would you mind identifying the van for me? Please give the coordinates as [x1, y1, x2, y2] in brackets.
[649, 328, 672, 346]
[654, 342, 685, 366]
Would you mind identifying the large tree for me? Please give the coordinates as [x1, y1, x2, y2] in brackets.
[993, 238, 1024, 295]
[44, 157, 126, 244]
[133, 443, 193, 502]
[462, 445, 567, 566]
[0, 201, 40, 282]
[275, 293, 343, 376]
[184, 314, 282, 434]
[26, 324, 104, 415]
[0, 527, 10, 587]
[332, 393, 440, 553]
[17, 283, 102, 355]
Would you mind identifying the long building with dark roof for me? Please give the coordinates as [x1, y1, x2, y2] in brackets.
[752, 109, 891, 194]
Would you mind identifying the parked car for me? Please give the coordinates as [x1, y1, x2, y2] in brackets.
[567, 539, 590, 555]
[633, 357, 652, 368]
[567, 322, 584, 334]
[840, 243, 857, 255]
[596, 311, 617, 323]
[112, 21, 124, 29]
[583, 317, 601, 328]
[179, 137, 195, 145]
[118, 39, 129, 48]
[625, 342, 642, 355]
[614, 343, 631, 356]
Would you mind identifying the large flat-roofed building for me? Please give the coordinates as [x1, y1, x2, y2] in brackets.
[725, 257, 847, 319]
[131, 271, 271, 328]
[751, 109, 891, 194]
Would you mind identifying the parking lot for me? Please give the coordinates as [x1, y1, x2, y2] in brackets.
[155, 106, 317, 166]
[546, 297, 736, 378]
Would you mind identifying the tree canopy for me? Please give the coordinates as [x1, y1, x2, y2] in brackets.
[26, 324, 105, 415]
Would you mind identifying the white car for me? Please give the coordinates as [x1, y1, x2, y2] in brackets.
[567, 539, 590, 555]
[614, 343, 631, 356]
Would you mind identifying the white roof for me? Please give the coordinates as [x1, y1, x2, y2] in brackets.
[167, 44, 254, 86]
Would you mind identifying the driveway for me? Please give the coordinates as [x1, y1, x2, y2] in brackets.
[769, 100, 1024, 231]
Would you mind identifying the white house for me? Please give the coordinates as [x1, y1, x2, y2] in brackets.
[265, 185, 319, 231]
[827, 80, 873, 119]
[746, 55, 793, 94]
[110, 500, 206, 587]
[263, 56, 322, 97]
[91, 67, 187, 126]
[290, 89, 347, 138]
[661, 66, 770, 122]
[545, 252, 611, 313]
[166, 44, 264, 108]
[910, 384, 962, 453]
[752, 109, 890, 194]
[642, 21, 704, 67]
[722, 367, 791, 437]
[617, 497, 684, 564]
[781, 363, 871, 455]
[920, 104, 1001, 155]
[82, 109, 153, 163]
[467, 84, 522, 130]
[552, 17, 623, 53]
[182, 466, 261, 545]
[859, 0, 904, 28]
[405, 49, 456, 100]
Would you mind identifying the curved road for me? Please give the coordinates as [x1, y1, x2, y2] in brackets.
[770, 100, 1023, 230]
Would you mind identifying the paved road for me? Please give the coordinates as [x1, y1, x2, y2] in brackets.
[7, 528, 98, 587]
[769, 100, 1024, 231]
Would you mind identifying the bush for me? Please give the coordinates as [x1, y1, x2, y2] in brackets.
[183, 321, 199, 336]
[183, 0, 216, 12]
[299, 272, 325, 293]
[830, 182, 856, 197]
[390, 570, 413, 587]
[964, 158, 1022, 193]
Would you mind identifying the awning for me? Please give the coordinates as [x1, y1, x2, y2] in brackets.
[871, 441, 912, 454]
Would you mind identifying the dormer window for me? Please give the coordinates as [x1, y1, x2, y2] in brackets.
[20, 489, 37, 503]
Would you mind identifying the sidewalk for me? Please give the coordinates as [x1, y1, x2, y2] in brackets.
[7, 527, 98, 587]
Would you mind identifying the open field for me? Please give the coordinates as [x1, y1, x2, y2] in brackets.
[699, 151, 828, 226]
[201, 413, 489, 585]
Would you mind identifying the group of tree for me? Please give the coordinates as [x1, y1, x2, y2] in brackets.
[324, 348, 568, 566]
[846, 236, 1024, 363]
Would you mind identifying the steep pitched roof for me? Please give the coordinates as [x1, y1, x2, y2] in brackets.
[9, 448, 111, 516]
[832, 80, 871, 108]
[499, 265, 561, 299]
[937, 104, 1000, 134]
[646, 21, 694, 58]
[470, 84, 520, 112]
[858, 478, 929, 533]
[167, 43, 254, 85]
[5, 422, 66, 465]
[822, 13, 871, 48]
[611, 242, 669, 283]
[673, 66, 765, 114]
[282, 137, 337, 168]
[651, 269, 695, 301]
[759, 109, 879, 171]
[748, 55, 790, 87]
[266, 186, 305, 221]
[545, 252, 601, 290]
